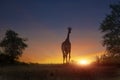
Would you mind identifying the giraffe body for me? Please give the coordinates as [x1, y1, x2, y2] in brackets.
[61, 27, 71, 63]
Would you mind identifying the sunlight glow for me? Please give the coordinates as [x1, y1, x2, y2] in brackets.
[77, 59, 91, 65]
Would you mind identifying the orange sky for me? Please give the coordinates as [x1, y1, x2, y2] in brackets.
[19, 28, 105, 64]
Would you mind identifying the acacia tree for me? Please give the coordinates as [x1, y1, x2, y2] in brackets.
[100, 2, 120, 56]
[0, 30, 27, 62]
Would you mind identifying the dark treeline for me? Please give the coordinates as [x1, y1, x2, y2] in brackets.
[96, 2, 120, 65]
[0, 30, 27, 65]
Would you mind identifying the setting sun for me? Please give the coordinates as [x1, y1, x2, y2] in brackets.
[77, 59, 91, 65]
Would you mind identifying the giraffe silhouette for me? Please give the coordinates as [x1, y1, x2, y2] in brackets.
[61, 27, 72, 63]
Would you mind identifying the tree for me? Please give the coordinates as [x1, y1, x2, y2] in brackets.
[0, 30, 27, 62]
[100, 2, 120, 56]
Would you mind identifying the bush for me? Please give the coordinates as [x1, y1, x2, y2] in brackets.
[95, 54, 120, 65]
[0, 53, 10, 64]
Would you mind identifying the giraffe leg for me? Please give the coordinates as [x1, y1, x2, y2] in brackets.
[69, 53, 71, 62]
[63, 55, 65, 64]
[62, 49, 65, 64]
[66, 55, 68, 63]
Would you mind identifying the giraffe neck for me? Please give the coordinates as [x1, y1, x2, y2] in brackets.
[65, 32, 70, 42]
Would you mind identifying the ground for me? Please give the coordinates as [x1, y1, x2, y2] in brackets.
[0, 64, 120, 80]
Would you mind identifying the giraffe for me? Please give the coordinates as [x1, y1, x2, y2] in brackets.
[61, 27, 72, 63]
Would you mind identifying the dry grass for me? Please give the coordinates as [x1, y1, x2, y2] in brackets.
[0, 64, 120, 80]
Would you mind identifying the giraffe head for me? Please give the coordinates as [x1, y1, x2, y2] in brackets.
[68, 27, 72, 33]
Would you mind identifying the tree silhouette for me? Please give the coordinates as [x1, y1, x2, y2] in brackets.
[100, 2, 120, 57]
[0, 30, 27, 62]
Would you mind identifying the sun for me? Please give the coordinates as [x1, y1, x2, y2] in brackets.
[77, 59, 90, 65]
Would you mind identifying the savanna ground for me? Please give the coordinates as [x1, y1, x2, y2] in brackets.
[0, 63, 120, 80]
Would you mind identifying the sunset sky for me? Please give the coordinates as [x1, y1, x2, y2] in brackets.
[0, 0, 119, 63]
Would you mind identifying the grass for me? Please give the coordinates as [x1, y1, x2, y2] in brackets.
[0, 64, 120, 80]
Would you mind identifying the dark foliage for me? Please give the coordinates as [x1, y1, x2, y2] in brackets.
[100, 2, 120, 56]
[0, 30, 27, 63]
[0, 53, 10, 64]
